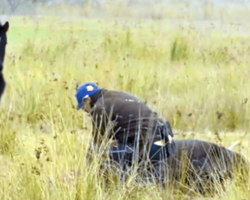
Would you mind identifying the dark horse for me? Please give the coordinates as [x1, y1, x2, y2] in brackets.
[100, 139, 249, 196]
[0, 21, 9, 101]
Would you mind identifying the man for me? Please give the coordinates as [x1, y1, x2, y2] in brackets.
[75, 82, 175, 166]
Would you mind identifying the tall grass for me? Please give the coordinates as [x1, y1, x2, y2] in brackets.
[0, 16, 250, 199]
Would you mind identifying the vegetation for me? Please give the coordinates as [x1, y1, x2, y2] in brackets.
[0, 15, 250, 199]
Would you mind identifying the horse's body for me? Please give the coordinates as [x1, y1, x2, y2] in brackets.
[103, 139, 249, 195]
[0, 22, 9, 100]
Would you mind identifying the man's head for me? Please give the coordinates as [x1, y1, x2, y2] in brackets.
[75, 82, 100, 112]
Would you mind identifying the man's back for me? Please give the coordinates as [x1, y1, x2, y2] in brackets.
[90, 89, 167, 144]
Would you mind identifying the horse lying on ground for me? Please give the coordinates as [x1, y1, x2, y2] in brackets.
[99, 139, 249, 196]
[0, 21, 9, 100]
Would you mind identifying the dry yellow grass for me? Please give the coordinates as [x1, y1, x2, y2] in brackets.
[0, 14, 250, 199]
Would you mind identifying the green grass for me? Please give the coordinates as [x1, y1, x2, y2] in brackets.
[0, 15, 250, 199]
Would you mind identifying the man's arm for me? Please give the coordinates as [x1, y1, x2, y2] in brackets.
[90, 101, 117, 143]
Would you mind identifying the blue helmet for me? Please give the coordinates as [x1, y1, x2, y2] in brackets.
[75, 82, 100, 110]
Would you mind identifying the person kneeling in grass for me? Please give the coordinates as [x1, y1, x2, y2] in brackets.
[74, 82, 175, 168]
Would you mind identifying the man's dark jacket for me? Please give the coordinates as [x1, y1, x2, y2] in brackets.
[88, 89, 174, 149]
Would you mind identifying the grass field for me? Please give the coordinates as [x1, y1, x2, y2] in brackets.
[0, 14, 250, 199]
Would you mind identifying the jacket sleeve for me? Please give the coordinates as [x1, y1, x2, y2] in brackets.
[90, 101, 116, 144]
